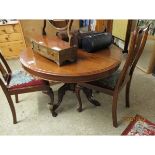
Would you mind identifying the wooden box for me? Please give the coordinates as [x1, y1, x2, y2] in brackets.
[31, 38, 77, 66]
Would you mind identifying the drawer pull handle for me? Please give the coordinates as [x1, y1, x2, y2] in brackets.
[2, 30, 6, 33]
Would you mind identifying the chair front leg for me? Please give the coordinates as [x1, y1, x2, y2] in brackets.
[7, 94, 17, 124]
[112, 92, 119, 128]
[75, 85, 83, 112]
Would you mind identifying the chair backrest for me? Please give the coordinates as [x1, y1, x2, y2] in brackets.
[0, 51, 12, 84]
[115, 26, 149, 91]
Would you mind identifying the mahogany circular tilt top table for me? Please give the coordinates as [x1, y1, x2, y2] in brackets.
[20, 36, 122, 116]
[20, 47, 122, 83]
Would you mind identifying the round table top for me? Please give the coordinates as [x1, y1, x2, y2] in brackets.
[20, 38, 122, 83]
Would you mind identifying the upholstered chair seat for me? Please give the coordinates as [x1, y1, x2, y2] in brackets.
[8, 71, 46, 89]
[88, 70, 121, 89]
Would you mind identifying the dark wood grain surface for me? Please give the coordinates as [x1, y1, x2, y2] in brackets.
[20, 36, 122, 83]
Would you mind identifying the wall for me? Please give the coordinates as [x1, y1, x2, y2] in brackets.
[112, 20, 128, 41]
[137, 35, 155, 73]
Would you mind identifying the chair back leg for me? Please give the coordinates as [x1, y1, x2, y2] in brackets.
[125, 78, 132, 108]
[15, 94, 19, 103]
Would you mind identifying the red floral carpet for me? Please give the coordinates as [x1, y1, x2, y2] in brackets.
[122, 115, 155, 135]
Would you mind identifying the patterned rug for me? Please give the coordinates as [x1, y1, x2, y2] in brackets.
[122, 115, 155, 135]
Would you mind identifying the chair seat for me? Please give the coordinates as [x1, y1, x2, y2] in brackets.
[8, 70, 46, 89]
[88, 70, 121, 89]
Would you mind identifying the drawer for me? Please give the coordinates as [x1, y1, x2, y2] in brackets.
[0, 24, 21, 35]
[0, 25, 14, 34]
[0, 33, 22, 43]
[0, 41, 25, 59]
[13, 24, 21, 33]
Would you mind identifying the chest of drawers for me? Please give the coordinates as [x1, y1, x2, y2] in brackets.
[0, 21, 26, 59]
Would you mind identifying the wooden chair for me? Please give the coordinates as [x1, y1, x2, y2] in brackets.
[75, 26, 149, 127]
[0, 52, 54, 124]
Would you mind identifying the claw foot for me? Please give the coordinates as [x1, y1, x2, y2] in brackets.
[51, 111, 58, 117]
[91, 100, 101, 106]
[77, 107, 82, 112]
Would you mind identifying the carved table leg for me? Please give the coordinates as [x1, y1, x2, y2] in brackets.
[47, 88, 58, 117]
[51, 83, 76, 116]
[75, 85, 82, 112]
[51, 83, 101, 117]
[82, 87, 101, 106]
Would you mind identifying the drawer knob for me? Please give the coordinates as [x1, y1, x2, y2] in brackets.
[9, 48, 12, 52]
